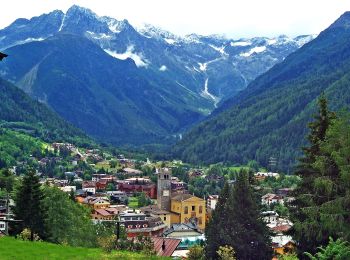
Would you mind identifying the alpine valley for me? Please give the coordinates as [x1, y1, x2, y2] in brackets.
[173, 11, 350, 171]
[0, 5, 314, 146]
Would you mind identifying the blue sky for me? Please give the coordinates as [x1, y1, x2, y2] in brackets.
[1, 0, 350, 38]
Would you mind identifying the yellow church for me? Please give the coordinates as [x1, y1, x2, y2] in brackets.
[157, 168, 206, 230]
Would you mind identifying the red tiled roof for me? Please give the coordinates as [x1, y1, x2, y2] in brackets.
[272, 224, 292, 233]
[94, 209, 112, 216]
[152, 237, 181, 257]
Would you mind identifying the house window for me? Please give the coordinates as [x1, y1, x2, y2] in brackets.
[128, 225, 133, 229]
[199, 206, 203, 214]
[192, 205, 195, 211]
[198, 217, 202, 225]
[184, 206, 188, 214]
[164, 216, 166, 221]
[143, 224, 148, 228]
[136, 225, 141, 228]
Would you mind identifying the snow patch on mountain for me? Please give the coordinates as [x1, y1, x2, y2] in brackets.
[198, 62, 207, 71]
[231, 41, 251, 47]
[159, 65, 167, 71]
[58, 13, 66, 32]
[240, 46, 266, 57]
[107, 20, 121, 33]
[86, 31, 112, 39]
[104, 46, 149, 68]
[13, 37, 46, 47]
[267, 39, 277, 45]
[209, 44, 227, 55]
[201, 78, 220, 108]
[165, 38, 176, 44]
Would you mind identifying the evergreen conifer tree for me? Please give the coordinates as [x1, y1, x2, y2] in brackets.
[290, 94, 340, 257]
[225, 172, 272, 260]
[205, 182, 230, 259]
[206, 175, 272, 260]
[12, 168, 47, 241]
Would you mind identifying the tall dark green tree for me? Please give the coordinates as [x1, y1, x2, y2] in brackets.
[206, 175, 272, 260]
[289, 94, 344, 258]
[225, 172, 272, 260]
[12, 168, 47, 241]
[205, 182, 230, 259]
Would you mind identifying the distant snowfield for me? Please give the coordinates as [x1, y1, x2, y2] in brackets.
[231, 41, 251, 47]
[240, 46, 266, 57]
[104, 45, 149, 67]
[164, 38, 176, 44]
[86, 31, 112, 39]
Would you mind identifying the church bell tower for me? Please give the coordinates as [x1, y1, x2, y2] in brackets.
[157, 168, 172, 211]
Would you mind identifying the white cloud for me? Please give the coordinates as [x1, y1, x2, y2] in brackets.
[0, 0, 350, 38]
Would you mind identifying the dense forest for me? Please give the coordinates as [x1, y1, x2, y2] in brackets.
[172, 12, 350, 172]
[0, 77, 92, 146]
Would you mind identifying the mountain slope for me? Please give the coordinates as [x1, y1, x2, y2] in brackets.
[172, 12, 350, 171]
[0, 77, 89, 145]
[0, 5, 313, 146]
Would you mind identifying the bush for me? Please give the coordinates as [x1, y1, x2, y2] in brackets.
[97, 235, 116, 253]
[188, 245, 205, 260]
[17, 228, 41, 241]
[217, 245, 236, 260]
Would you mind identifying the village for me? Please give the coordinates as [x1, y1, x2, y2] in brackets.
[0, 142, 298, 258]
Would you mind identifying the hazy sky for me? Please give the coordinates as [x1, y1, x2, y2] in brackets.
[1, 0, 350, 38]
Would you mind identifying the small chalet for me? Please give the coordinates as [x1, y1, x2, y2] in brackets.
[140, 205, 172, 227]
[262, 193, 284, 205]
[117, 178, 156, 199]
[122, 167, 143, 176]
[82, 181, 96, 195]
[83, 197, 110, 209]
[119, 212, 167, 238]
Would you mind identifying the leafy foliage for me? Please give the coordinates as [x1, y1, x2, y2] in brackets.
[188, 245, 205, 260]
[305, 237, 350, 260]
[43, 186, 99, 247]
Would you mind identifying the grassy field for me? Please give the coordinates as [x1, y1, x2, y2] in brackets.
[128, 196, 139, 209]
[0, 237, 169, 260]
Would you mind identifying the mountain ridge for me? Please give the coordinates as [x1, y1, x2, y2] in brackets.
[0, 5, 314, 146]
[172, 11, 350, 171]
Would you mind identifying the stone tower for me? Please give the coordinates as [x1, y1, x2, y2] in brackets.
[157, 168, 172, 211]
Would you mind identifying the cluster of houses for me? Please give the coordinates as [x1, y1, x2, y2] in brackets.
[50, 167, 206, 257]
[1, 141, 298, 257]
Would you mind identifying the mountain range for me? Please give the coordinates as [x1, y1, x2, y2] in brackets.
[173, 11, 350, 171]
[0, 5, 313, 145]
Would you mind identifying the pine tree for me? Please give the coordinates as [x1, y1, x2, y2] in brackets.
[205, 175, 272, 260]
[289, 94, 340, 257]
[226, 172, 272, 260]
[205, 182, 230, 259]
[12, 168, 47, 241]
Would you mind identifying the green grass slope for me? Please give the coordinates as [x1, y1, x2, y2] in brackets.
[0, 237, 169, 260]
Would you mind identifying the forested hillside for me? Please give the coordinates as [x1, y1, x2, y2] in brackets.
[0, 77, 91, 145]
[173, 12, 350, 172]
